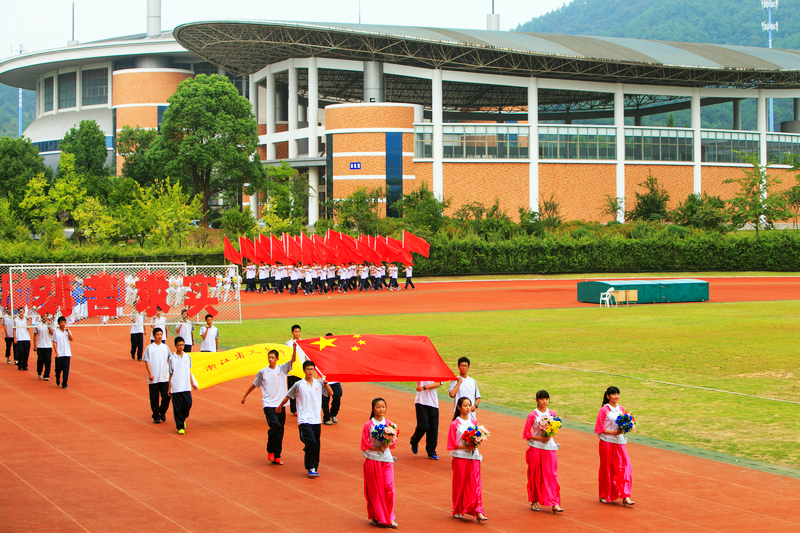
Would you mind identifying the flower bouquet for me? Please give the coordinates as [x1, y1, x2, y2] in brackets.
[371, 422, 399, 445]
[462, 425, 491, 449]
[537, 415, 563, 438]
[615, 412, 636, 434]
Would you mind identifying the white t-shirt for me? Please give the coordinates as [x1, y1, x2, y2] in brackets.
[150, 316, 167, 341]
[448, 376, 481, 408]
[599, 404, 628, 445]
[405, 266, 413, 277]
[3, 317, 13, 338]
[286, 378, 325, 425]
[35, 325, 53, 349]
[415, 381, 440, 408]
[199, 325, 219, 352]
[14, 317, 30, 341]
[143, 342, 171, 383]
[130, 312, 145, 334]
[284, 339, 308, 363]
[168, 352, 196, 393]
[245, 264, 256, 279]
[52, 329, 72, 358]
[253, 361, 293, 408]
[258, 266, 269, 279]
[176, 321, 194, 346]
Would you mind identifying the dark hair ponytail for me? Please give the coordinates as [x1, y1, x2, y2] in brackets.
[602, 386, 621, 406]
[453, 397, 471, 421]
[370, 397, 386, 420]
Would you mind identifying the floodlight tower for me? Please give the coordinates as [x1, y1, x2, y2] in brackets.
[762, 0, 779, 132]
[17, 44, 24, 138]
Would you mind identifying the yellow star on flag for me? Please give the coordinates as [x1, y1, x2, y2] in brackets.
[351, 346, 360, 351]
[310, 337, 337, 350]
[353, 334, 362, 338]
[358, 340, 366, 345]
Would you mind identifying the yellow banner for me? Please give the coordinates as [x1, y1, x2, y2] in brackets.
[192, 343, 306, 390]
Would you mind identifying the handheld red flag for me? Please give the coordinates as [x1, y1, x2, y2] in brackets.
[224, 236, 242, 265]
[403, 230, 430, 258]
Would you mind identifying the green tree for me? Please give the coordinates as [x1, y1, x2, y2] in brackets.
[73, 197, 114, 244]
[153, 74, 266, 225]
[49, 153, 87, 222]
[143, 179, 203, 246]
[627, 172, 671, 222]
[18, 174, 53, 224]
[0, 198, 28, 241]
[672, 192, 729, 231]
[781, 185, 800, 229]
[599, 194, 624, 222]
[394, 183, 449, 232]
[336, 187, 384, 235]
[0, 136, 52, 208]
[262, 161, 309, 225]
[538, 194, 563, 230]
[220, 208, 259, 239]
[116, 126, 163, 187]
[725, 153, 792, 236]
[59, 119, 109, 176]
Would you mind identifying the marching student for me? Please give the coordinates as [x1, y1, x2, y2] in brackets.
[404, 264, 415, 290]
[448, 397, 487, 522]
[199, 314, 219, 352]
[3, 307, 14, 365]
[244, 262, 257, 292]
[143, 328, 171, 423]
[258, 263, 270, 293]
[448, 357, 481, 414]
[524, 390, 564, 513]
[410, 380, 441, 460]
[362, 397, 398, 528]
[241, 343, 299, 465]
[276, 360, 333, 477]
[130, 305, 145, 360]
[285, 324, 307, 415]
[34, 312, 54, 381]
[14, 307, 31, 371]
[149, 307, 167, 344]
[595, 386, 635, 507]
[388, 263, 400, 290]
[174, 309, 194, 352]
[52, 316, 73, 389]
[168, 336, 198, 435]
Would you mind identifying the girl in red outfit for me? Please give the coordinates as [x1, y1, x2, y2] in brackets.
[447, 397, 487, 522]
[594, 386, 635, 506]
[361, 398, 398, 528]
[523, 390, 564, 514]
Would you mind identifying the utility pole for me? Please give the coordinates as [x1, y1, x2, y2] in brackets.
[17, 44, 24, 138]
[762, 0, 779, 132]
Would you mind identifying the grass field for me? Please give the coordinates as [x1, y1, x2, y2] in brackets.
[223, 300, 800, 469]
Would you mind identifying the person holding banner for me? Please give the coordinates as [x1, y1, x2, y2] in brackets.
[241, 343, 299, 465]
[3, 308, 14, 365]
[199, 314, 219, 353]
[34, 313, 54, 381]
[143, 328, 171, 423]
[149, 307, 167, 344]
[168, 336, 198, 435]
[285, 325, 307, 415]
[52, 316, 74, 389]
[277, 360, 332, 478]
[174, 309, 194, 353]
[14, 307, 31, 372]
[130, 306, 145, 360]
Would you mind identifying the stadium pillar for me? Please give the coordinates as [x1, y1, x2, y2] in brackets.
[795, 99, 800, 121]
[288, 61, 298, 159]
[691, 88, 701, 194]
[432, 69, 444, 201]
[308, 166, 320, 226]
[733, 99, 742, 130]
[363, 61, 385, 103]
[757, 90, 768, 167]
[266, 67, 276, 160]
[308, 57, 319, 157]
[528, 78, 539, 212]
[614, 84, 625, 223]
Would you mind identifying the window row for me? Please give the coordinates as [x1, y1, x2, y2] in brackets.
[42, 68, 109, 112]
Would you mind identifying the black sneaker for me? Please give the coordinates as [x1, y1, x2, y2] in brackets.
[154, 418, 161, 424]
[160, 414, 166, 422]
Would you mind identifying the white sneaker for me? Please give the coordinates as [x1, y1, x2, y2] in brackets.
[332, 417, 338, 424]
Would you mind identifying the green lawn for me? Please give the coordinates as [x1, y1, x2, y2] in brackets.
[222, 300, 800, 469]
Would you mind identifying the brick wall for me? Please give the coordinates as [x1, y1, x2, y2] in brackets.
[325, 104, 416, 130]
[440, 163, 530, 216]
[625, 165, 694, 212]
[111, 70, 191, 106]
[540, 163, 616, 222]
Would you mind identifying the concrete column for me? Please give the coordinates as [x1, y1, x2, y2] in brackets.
[614, 84, 625, 223]
[633, 113, 642, 127]
[733, 99, 742, 130]
[147, 0, 162, 38]
[308, 57, 319, 158]
[248, 74, 257, 116]
[691, 88, 702, 194]
[308, 166, 320, 227]
[757, 90, 768, 167]
[266, 67, 276, 160]
[794, 98, 800, 121]
[528, 78, 539, 212]
[288, 62, 298, 159]
[363, 61, 385, 103]
[432, 69, 444, 201]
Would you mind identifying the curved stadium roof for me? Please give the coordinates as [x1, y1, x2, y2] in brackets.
[174, 20, 800, 89]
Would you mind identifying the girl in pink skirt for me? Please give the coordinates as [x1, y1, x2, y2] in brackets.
[594, 386, 634, 506]
[447, 397, 488, 523]
[361, 397, 398, 528]
[523, 390, 564, 514]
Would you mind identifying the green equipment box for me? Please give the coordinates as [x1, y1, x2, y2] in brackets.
[577, 279, 709, 304]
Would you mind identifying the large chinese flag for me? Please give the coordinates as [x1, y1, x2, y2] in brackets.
[192, 343, 305, 389]
[403, 230, 430, 257]
[297, 335, 455, 382]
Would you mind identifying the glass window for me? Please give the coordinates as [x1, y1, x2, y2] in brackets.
[58, 72, 77, 109]
[82, 68, 108, 106]
[625, 128, 693, 162]
[539, 126, 616, 160]
[700, 131, 758, 163]
[43, 77, 54, 112]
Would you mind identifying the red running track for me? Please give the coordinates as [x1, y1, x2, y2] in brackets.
[1, 277, 799, 532]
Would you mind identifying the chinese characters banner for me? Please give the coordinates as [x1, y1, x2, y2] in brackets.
[3, 263, 242, 327]
[192, 343, 301, 390]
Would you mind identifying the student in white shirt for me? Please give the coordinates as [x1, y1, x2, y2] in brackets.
[245, 263, 257, 292]
[34, 313, 54, 381]
[199, 314, 219, 352]
[3, 307, 14, 364]
[410, 380, 442, 459]
[448, 357, 481, 415]
[277, 360, 333, 477]
[285, 324, 308, 415]
[241, 343, 299, 465]
[143, 328, 171, 423]
[258, 264, 269, 294]
[404, 265, 415, 290]
[173, 309, 194, 352]
[149, 307, 167, 344]
[130, 306, 145, 360]
[168, 336, 198, 435]
[52, 316, 73, 389]
[13, 307, 31, 371]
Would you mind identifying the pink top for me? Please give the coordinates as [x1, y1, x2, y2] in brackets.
[447, 416, 478, 450]
[361, 418, 397, 451]
[594, 404, 628, 444]
[523, 409, 557, 440]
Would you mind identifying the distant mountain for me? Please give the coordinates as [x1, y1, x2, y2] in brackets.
[0, 83, 35, 139]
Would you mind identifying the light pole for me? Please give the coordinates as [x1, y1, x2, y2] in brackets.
[761, 0, 779, 132]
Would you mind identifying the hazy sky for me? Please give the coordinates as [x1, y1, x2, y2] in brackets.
[0, 0, 571, 59]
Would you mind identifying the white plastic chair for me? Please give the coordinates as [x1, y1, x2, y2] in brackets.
[599, 287, 615, 307]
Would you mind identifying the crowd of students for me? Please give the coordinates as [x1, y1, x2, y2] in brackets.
[241, 262, 415, 295]
[3, 307, 75, 388]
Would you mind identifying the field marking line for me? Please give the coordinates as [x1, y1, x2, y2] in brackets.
[534, 363, 800, 405]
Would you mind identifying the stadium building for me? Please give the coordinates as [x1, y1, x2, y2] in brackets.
[3, 2, 800, 224]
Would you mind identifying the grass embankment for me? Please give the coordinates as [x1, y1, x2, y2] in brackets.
[223, 300, 800, 469]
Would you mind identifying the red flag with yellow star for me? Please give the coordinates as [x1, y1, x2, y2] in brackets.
[297, 335, 455, 382]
